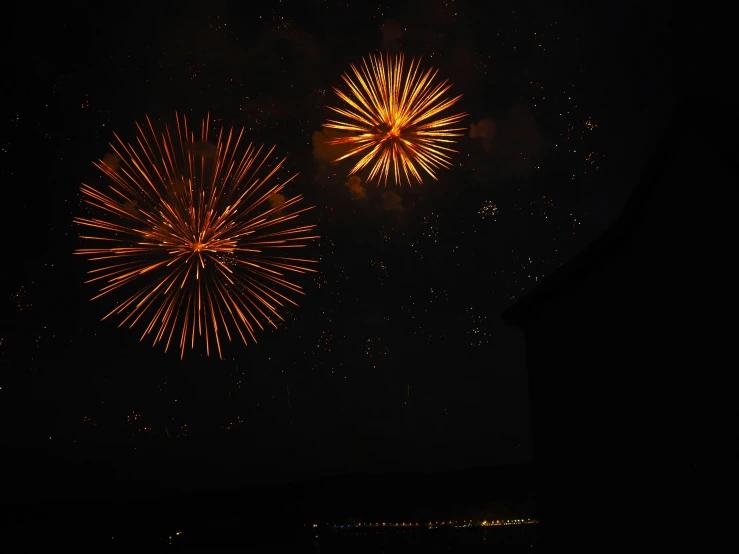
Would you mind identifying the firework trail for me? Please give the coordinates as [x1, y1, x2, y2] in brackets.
[75, 113, 318, 358]
[324, 52, 467, 187]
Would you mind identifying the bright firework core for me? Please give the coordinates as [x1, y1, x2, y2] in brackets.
[324, 53, 468, 187]
[376, 123, 401, 139]
[74, 113, 319, 359]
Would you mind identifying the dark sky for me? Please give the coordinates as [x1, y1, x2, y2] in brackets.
[1, 0, 673, 486]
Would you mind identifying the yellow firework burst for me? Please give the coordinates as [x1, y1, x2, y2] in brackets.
[324, 52, 468, 186]
[74, 113, 318, 359]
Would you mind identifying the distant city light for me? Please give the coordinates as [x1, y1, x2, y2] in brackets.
[338, 518, 538, 530]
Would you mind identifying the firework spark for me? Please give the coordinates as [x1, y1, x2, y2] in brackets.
[74, 113, 318, 359]
[323, 52, 468, 187]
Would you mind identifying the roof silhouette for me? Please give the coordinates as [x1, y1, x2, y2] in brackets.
[499, 97, 736, 549]
[503, 98, 732, 324]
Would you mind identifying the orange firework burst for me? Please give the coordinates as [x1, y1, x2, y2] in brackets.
[74, 113, 318, 359]
[323, 52, 468, 186]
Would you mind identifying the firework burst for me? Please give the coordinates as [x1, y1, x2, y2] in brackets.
[324, 52, 468, 187]
[74, 113, 318, 359]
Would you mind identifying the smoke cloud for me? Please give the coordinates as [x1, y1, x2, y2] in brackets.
[312, 127, 355, 164]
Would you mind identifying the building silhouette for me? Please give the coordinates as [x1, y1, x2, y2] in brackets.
[503, 100, 735, 549]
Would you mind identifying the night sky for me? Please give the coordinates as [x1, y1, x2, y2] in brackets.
[2, 1, 673, 486]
